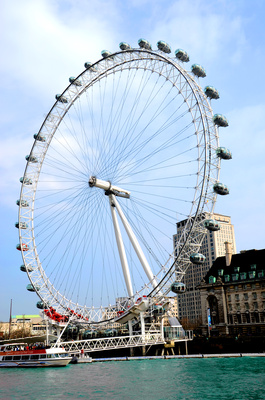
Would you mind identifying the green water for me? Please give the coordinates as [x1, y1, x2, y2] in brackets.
[0, 357, 264, 399]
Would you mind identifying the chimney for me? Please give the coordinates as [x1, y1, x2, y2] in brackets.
[225, 241, 232, 266]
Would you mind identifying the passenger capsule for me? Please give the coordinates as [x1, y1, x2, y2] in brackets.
[213, 114, 229, 127]
[69, 77, 82, 86]
[213, 182, 229, 195]
[216, 147, 232, 160]
[55, 94, 68, 103]
[119, 42, 131, 50]
[20, 177, 32, 185]
[20, 264, 33, 272]
[84, 62, 98, 72]
[26, 284, 39, 292]
[157, 40, 171, 54]
[204, 219, 221, 231]
[25, 155, 38, 163]
[101, 50, 113, 59]
[191, 64, 206, 78]
[204, 86, 220, 99]
[33, 133, 46, 142]
[36, 301, 45, 309]
[190, 253, 206, 264]
[138, 38, 152, 50]
[16, 199, 29, 207]
[175, 49, 189, 62]
[15, 222, 28, 229]
[16, 243, 29, 251]
[171, 282, 186, 294]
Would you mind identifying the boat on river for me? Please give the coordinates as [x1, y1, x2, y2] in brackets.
[0, 343, 72, 367]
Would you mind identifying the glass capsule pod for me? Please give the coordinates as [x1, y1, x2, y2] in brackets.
[204, 86, 220, 100]
[213, 114, 229, 127]
[15, 222, 28, 229]
[84, 62, 98, 71]
[190, 253, 206, 264]
[69, 77, 82, 86]
[20, 264, 34, 272]
[157, 40, 171, 54]
[191, 64, 206, 78]
[213, 182, 229, 195]
[216, 147, 232, 160]
[175, 49, 189, 62]
[33, 133, 46, 142]
[55, 94, 68, 103]
[36, 301, 45, 309]
[204, 219, 220, 231]
[101, 50, 113, 59]
[25, 155, 38, 163]
[20, 176, 32, 185]
[119, 42, 131, 50]
[16, 199, 29, 207]
[138, 38, 152, 50]
[16, 243, 29, 251]
[171, 282, 186, 294]
[26, 284, 40, 292]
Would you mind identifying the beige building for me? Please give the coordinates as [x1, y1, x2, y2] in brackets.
[199, 247, 265, 336]
[0, 315, 47, 340]
[173, 213, 236, 323]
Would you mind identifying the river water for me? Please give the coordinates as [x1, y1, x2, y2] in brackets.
[0, 357, 264, 399]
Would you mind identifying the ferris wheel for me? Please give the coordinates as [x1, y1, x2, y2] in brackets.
[16, 39, 230, 323]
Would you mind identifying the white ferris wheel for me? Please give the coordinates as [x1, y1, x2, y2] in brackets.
[17, 39, 230, 324]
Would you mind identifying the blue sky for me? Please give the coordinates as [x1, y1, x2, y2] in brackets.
[1, 0, 265, 321]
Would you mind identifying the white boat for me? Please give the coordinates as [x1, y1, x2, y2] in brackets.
[0, 343, 72, 367]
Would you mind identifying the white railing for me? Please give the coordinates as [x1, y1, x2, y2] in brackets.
[55, 330, 192, 353]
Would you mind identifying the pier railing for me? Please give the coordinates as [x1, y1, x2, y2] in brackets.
[56, 331, 192, 353]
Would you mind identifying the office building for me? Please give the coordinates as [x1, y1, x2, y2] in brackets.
[173, 213, 236, 324]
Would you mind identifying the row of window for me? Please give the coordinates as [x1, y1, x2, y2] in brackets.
[228, 292, 265, 302]
[1, 353, 64, 361]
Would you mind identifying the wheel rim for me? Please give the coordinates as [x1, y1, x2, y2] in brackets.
[18, 48, 220, 321]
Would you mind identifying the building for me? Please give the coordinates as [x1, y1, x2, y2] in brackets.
[199, 247, 265, 336]
[0, 315, 47, 339]
[174, 213, 236, 324]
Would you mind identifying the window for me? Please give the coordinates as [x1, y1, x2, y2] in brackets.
[228, 295, 231, 302]
[253, 302, 258, 310]
[262, 292, 265, 299]
[252, 292, 257, 300]
[244, 293, 248, 301]
[30, 355, 39, 360]
[245, 303, 249, 310]
[236, 303, 240, 311]
[235, 294, 239, 301]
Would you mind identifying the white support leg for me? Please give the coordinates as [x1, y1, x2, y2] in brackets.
[109, 195, 133, 297]
[111, 195, 158, 289]
[140, 311, 145, 339]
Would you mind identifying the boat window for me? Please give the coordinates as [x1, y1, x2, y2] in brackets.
[13, 356, 21, 361]
[39, 354, 46, 359]
[22, 355, 30, 360]
[3, 356, 12, 361]
[30, 355, 39, 360]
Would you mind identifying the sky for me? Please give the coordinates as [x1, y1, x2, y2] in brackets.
[1, 0, 265, 321]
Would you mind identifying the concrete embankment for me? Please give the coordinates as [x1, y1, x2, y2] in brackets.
[90, 353, 265, 362]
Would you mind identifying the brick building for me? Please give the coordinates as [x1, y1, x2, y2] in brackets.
[199, 245, 265, 336]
